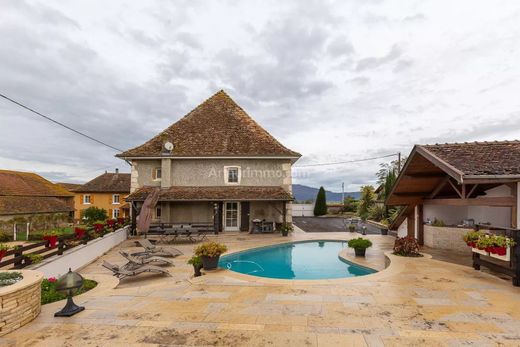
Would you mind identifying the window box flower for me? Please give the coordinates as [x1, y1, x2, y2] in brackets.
[74, 227, 86, 239]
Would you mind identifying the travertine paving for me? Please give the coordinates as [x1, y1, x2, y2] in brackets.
[2, 231, 519, 346]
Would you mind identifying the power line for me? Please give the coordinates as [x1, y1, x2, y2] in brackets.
[294, 153, 398, 168]
[0, 93, 124, 152]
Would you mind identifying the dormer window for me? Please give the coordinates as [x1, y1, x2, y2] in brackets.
[225, 166, 240, 184]
[152, 167, 162, 181]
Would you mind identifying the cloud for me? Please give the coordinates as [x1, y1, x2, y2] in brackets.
[355, 44, 402, 71]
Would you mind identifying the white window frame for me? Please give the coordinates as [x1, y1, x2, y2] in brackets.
[152, 167, 162, 181]
[83, 194, 91, 204]
[112, 208, 119, 218]
[224, 166, 241, 185]
[112, 194, 120, 204]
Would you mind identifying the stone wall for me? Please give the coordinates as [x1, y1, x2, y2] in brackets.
[423, 225, 470, 252]
[0, 270, 43, 337]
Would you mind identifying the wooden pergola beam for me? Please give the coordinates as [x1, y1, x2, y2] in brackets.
[423, 196, 515, 207]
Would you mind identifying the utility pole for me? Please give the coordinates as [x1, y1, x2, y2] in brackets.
[397, 152, 401, 173]
[342, 182, 345, 203]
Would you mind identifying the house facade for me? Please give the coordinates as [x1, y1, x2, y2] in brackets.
[118, 90, 300, 232]
[386, 141, 520, 252]
[0, 170, 74, 233]
[70, 170, 131, 220]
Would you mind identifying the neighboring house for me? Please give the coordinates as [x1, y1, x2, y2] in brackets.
[118, 90, 300, 232]
[71, 169, 131, 220]
[0, 170, 74, 233]
[386, 141, 520, 252]
[56, 182, 83, 192]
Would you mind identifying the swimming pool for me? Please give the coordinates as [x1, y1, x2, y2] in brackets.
[218, 240, 376, 280]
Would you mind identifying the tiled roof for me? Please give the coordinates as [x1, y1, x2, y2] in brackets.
[56, 182, 83, 191]
[0, 170, 73, 197]
[74, 172, 130, 193]
[0, 196, 74, 215]
[126, 186, 293, 201]
[117, 90, 301, 158]
[421, 140, 520, 176]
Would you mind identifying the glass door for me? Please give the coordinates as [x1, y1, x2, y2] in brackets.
[224, 202, 239, 231]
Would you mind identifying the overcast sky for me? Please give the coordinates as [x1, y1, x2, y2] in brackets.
[1, 0, 520, 192]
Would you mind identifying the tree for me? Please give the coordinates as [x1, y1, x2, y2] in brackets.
[81, 207, 108, 224]
[357, 185, 376, 220]
[368, 204, 386, 222]
[376, 156, 407, 185]
[342, 196, 358, 213]
[313, 186, 328, 216]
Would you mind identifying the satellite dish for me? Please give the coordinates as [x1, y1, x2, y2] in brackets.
[164, 142, 174, 151]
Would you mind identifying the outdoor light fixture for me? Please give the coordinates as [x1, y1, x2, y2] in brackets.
[54, 268, 85, 317]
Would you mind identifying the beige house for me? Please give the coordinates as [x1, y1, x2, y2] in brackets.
[117, 90, 300, 232]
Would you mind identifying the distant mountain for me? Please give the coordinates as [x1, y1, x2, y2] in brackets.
[292, 184, 360, 203]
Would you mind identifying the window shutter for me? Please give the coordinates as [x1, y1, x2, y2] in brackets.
[90, 195, 94, 203]
[109, 209, 113, 218]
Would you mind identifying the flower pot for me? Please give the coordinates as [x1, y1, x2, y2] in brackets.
[44, 235, 58, 248]
[490, 247, 510, 261]
[472, 247, 489, 256]
[354, 248, 366, 257]
[74, 228, 86, 239]
[381, 229, 388, 236]
[201, 255, 220, 270]
[0, 250, 6, 262]
[193, 265, 203, 277]
[281, 230, 289, 237]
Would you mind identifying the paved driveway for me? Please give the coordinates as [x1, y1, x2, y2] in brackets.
[293, 217, 383, 235]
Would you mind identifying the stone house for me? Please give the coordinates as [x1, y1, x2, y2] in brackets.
[118, 90, 300, 232]
[386, 141, 520, 252]
[0, 170, 74, 233]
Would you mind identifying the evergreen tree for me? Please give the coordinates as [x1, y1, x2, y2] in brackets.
[313, 186, 328, 216]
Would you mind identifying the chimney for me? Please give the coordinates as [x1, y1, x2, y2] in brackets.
[115, 168, 119, 174]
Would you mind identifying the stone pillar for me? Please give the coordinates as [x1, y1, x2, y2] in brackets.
[130, 161, 139, 193]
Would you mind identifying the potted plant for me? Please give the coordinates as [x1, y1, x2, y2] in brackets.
[348, 237, 373, 257]
[474, 235, 493, 256]
[43, 231, 58, 248]
[489, 235, 515, 261]
[93, 221, 106, 233]
[74, 227, 86, 239]
[393, 236, 422, 257]
[194, 242, 228, 270]
[117, 217, 125, 225]
[25, 253, 44, 265]
[0, 244, 10, 262]
[280, 223, 293, 237]
[348, 224, 356, 232]
[462, 230, 482, 248]
[188, 256, 203, 277]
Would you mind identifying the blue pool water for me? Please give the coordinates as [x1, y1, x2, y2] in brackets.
[218, 240, 376, 280]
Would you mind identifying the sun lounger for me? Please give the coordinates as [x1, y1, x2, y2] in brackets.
[102, 261, 171, 280]
[119, 251, 174, 270]
[133, 239, 183, 258]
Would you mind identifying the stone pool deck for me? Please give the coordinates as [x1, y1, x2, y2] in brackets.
[2, 231, 520, 346]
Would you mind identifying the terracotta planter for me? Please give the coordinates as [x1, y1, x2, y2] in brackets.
[201, 255, 220, 270]
[354, 248, 366, 257]
[44, 235, 58, 248]
[490, 247, 510, 261]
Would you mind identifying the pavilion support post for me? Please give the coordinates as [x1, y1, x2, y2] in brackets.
[407, 209, 415, 238]
[417, 204, 424, 245]
[131, 202, 137, 236]
[282, 201, 287, 225]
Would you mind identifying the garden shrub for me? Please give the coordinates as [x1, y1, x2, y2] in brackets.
[393, 236, 422, 257]
[347, 237, 373, 249]
[0, 272, 23, 287]
[81, 207, 108, 224]
[0, 231, 10, 242]
[194, 242, 228, 258]
[41, 277, 97, 305]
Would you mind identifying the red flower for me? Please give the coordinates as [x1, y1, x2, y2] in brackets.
[48, 277, 57, 282]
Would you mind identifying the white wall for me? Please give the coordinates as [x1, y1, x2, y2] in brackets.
[423, 184, 513, 227]
[397, 218, 408, 237]
[292, 203, 314, 217]
[33, 226, 128, 278]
